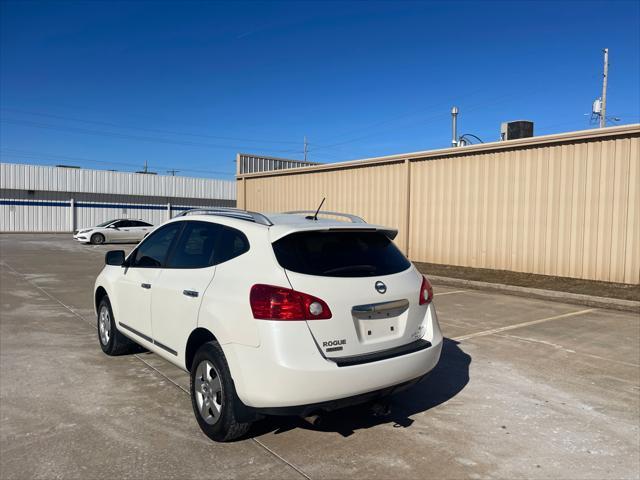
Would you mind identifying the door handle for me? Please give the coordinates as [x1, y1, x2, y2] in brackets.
[141, 283, 151, 289]
[183, 290, 199, 298]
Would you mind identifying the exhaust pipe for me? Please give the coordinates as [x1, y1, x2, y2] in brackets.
[302, 413, 323, 427]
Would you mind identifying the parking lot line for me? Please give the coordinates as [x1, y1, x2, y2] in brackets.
[497, 333, 640, 368]
[0, 260, 314, 480]
[434, 289, 467, 296]
[452, 308, 595, 342]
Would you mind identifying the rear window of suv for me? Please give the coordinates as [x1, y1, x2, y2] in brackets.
[272, 230, 411, 277]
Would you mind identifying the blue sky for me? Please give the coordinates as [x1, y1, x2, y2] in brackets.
[1, 1, 639, 178]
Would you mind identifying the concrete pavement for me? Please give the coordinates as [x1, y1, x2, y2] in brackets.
[1, 234, 638, 479]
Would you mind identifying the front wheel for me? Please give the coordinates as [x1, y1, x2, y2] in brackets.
[97, 296, 137, 355]
[91, 233, 105, 245]
[190, 341, 251, 442]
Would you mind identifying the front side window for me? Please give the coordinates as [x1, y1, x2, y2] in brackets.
[96, 219, 116, 228]
[272, 230, 411, 277]
[130, 222, 182, 268]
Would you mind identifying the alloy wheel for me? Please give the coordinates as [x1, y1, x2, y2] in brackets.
[98, 306, 111, 345]
[194, 360, 223, 425]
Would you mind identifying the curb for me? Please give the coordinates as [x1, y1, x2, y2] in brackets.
[428, 275, 640, 313]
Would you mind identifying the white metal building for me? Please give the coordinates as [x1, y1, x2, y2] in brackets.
[0, 163, 236, 232]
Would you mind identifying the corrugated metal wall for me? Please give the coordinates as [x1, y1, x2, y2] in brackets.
[0, 190, 72, 232]
[238, 125, 640, 284]
[0, 163, 237, 232]
[237, 153, 321, 174]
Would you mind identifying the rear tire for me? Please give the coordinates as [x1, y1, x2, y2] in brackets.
[190, 341, 251, 442]
[91, 233, 105, 245]
[97, 296, 137, 355]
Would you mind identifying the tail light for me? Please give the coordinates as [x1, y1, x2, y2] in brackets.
[250, 284, 332, 320]
[419, 275, 434, 305]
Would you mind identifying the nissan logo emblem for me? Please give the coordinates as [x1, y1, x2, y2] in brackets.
[375, 281, 387, 294]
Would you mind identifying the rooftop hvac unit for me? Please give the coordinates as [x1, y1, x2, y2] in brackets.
[500, 120, 534, 141]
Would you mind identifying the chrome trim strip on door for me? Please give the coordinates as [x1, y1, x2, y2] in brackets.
[119, 322, 153, 343]
[119, 322, 177, 356]
[153, 339, 178, 356]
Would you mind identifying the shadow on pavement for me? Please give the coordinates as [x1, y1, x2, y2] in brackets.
[249, 338, 471, 438]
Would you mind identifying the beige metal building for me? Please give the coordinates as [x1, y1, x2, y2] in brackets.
[237, 124, 640, 285]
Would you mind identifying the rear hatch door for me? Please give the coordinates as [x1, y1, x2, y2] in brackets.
[273, 229, 425, 358]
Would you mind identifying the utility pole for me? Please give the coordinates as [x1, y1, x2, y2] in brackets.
[303, 136, 308, 161]
[167, 169, 179, 176]
[600, 48, 608, 128]
[143, 160, 148, 173]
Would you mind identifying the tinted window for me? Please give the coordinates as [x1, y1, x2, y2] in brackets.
[131, 220, 152, 227]
[131, 223, 182, 268]
[166, 222, 219, 268]
[272, 231, 410, 277]
[214, 226, 250, 264]
[97, 219, 116, 227]
[113, 220, 130, 228]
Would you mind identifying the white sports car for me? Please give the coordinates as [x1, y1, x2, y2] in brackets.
[73, 219, 154, 244]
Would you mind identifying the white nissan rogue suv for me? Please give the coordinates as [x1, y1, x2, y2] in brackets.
[94, 208, 443, 441]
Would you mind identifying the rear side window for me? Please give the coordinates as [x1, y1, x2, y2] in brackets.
[215, 226, 250, 264]
[273, 231, 411, 277]
[166, 222, 219, 268]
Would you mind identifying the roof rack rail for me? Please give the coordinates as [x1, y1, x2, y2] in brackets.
[177, 208, 273, 226]
[284, 210, 366, 224]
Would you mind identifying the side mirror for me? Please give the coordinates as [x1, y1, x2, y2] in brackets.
[105, 250, 126, 266]
[108, 224, 118, 229]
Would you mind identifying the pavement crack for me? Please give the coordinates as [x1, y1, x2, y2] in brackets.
[251, 438, 313, 480]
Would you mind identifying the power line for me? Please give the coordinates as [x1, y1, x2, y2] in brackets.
[0, 118, 303, 154]
[308, 85, 551, 153]
[307, 86, 495, 147]
[0, 107, 302, 145]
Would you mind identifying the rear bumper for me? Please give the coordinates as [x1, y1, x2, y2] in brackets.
[223, 303, 443, 409]
[251, 375, 427, 417]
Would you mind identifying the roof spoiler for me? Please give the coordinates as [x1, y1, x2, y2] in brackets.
[284, 210, 366, 224]
[271, 225, 398, 242]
